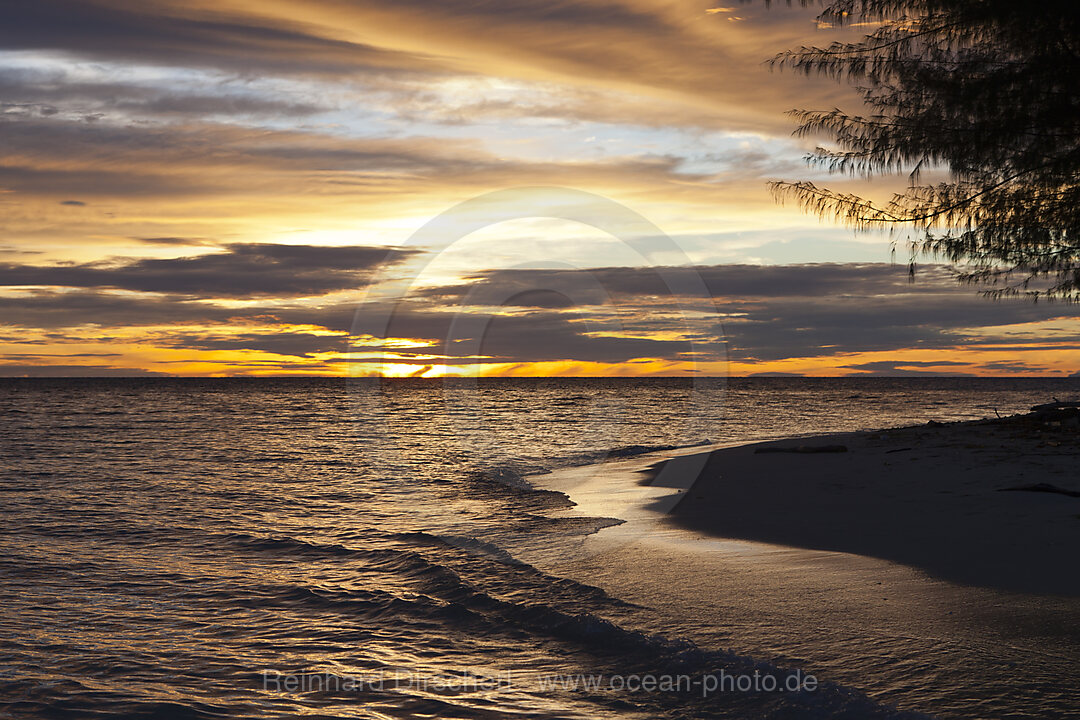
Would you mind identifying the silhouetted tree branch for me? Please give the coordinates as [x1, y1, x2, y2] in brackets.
[761, 1, 1080, 300]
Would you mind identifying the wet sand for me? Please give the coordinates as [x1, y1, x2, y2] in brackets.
[520, 414, 1080, 719]
[653, 416, 1080, 597]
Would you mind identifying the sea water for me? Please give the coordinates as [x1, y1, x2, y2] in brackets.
[1, 377, 1077, 718]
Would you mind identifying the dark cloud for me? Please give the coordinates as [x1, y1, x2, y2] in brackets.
[747, 371, 805, 377]
[717, 292, 1076, 362]
[0, 159, 205, 199]
[0, 115, 700, 202]
[422, 263, 959, 306]
[839, 360, 973, 377]
[120, 93, 324, 117]
[0, 290, 703, 365]
[2, 352, 121, 358]
[0, 364, 167, 377]
[0, 0, 852, 137]
[259, 0, 845, 129]
[4, 264, 1079, 369]
[350, 302, 700, 364]
[449, 312, 694, 364]
[0, 291, 238, 328]
[134, 237, 217, 247]
[410, 263, 1080, 363]
[0, 74, 328, 119]
[0, 243, 417, 298]
[0, 116, 492, 199]
[0, 290, 375, 332]
[59, 199, 86, 206]
[162, 332, 346, 357]
[0, 0, 440, 76]
[976, 361, 1051, 375]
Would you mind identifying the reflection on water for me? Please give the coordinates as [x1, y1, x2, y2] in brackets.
[1, 377, 1077, 718]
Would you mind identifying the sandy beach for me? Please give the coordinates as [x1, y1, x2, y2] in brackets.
[521, 407, 1080, 718]
[648, 410, 1080, 597]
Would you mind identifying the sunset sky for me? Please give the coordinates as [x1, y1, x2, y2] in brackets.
[3, 0, 1079, 377]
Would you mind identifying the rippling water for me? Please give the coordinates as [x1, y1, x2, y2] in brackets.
[2, 377, 1077, 719]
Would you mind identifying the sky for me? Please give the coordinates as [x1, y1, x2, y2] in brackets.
[2, 0, 1078, 377]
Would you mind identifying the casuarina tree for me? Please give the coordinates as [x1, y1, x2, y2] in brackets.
[764, 0, 1080, 299]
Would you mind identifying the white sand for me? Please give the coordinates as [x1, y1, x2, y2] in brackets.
[518, 416, 1080, 717]
[653, 418, 1080, 596]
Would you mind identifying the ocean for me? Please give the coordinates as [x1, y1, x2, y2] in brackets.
[2, 377, 1078, 719]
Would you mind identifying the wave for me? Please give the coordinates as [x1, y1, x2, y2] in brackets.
[179, 537, 927, 719]
[469, 439, 711, 502]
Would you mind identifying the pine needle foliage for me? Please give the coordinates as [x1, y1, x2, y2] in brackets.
[763, 1, 1080, 300]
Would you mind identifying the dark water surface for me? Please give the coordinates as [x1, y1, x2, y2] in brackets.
[1, 377, 1077, 719]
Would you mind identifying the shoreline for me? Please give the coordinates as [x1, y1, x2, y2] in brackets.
[519, 412, 1080, 718]
[640, 412, 1080, 597]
